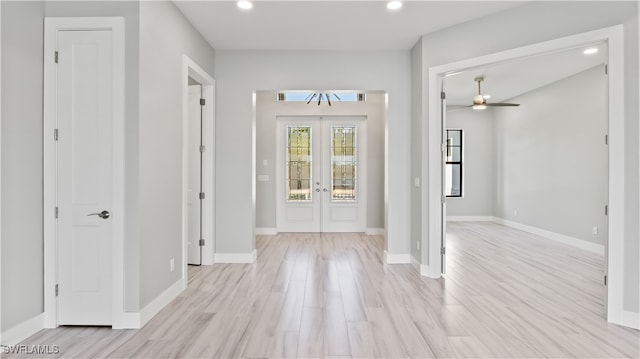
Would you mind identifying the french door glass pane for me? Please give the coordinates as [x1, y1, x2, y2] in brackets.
[331, 125, 357, 201]
[287, 126, 312, 201]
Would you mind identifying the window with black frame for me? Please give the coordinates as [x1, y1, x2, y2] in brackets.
[445, 129, 462, 197]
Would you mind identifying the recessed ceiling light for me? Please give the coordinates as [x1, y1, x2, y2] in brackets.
[583, 47, 599, 55]
[237, 1, 253, 10]
[387, 1, 402, 10]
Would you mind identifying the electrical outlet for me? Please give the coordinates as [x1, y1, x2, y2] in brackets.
[170, 258, 175, 272]
[593, 226, 598, 235]
[417, 240, 420, 250]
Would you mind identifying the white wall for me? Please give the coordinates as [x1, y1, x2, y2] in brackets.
[1, 0, 45, 332]
[416, 1, 638, 315]
[255, 93, 385, 230]
[445, 109, 495, 217]
[138, 1, 215, 308]
[215, 50, 411, 256]
[494, 66, 608, 245]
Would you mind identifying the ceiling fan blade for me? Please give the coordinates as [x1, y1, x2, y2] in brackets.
[447, 105, 473, 112]
[307, 93, 317, 104]
[485, 102, 520, 107]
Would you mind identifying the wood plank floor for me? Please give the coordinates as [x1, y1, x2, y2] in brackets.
[7, 222, 639, 358]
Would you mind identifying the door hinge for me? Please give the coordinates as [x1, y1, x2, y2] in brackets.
[199, 145, 205, 153]
[605, 134, 608, 145]
[54, 129, 59, 141]
[441, 91, 446, 100]
[604, 275, 607, 286]
[199, 192, 205, 200]
[200, 98, 206, 106]
[199, 239, 205, 246]
[441, 247, 446, 256]
[55, 206, 59, 219]
[441, 196, 446, 204]
[441, 143, 446, 152]
[604, 64, 608, 75]
[55, 284, 59, 296]
[605, 205, 608, 216]
[55, 51, 59, 64]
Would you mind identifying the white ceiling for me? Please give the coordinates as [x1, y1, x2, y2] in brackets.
[174, 1, 606, 103]
[444, 43, 607, 107]
[173, 1, 527, 51]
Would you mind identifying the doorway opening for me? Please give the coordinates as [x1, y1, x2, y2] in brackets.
[254, 91, 386, 236]
[181, 56, 216, 278]
[427, 25, 626, 326]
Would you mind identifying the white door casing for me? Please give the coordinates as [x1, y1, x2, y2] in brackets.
[181, 55, 215, 273]
[187, 85, 202, 265]
[276, 116, 367, 232]
[44, 17, 125, 328]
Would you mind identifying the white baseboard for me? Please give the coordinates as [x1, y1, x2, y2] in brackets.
[215, 249, 257, 263]
[493, 217, 605, 255]
[365, 228, 385, 235]
[447, 216, 494, 222]
[138, 278, 185, 328]
[622, 310, 640, 330]
[117, 312, 141, 329]
[256, 227, 277, 235]
[383, 250, 410, 264]
[410, 256, 440, 278]
[0, 313, 44, 346]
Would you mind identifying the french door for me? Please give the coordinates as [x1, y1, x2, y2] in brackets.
[276, 116, 366, 232]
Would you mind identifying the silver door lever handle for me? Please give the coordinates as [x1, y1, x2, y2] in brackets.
[88, 210, 110, 219]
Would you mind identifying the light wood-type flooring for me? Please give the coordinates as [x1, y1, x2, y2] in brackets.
[7, 222, 640, 358]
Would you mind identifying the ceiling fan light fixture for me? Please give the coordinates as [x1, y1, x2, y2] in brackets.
[473, 94, 485, 105]
[387, 1, 403, 10]
[472, 104, 487, 110]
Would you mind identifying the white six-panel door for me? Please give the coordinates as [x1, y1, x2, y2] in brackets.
[57, 30, 113, 325]
[276, 116, 366, 232]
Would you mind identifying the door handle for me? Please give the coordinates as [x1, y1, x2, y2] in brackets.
[323, 188, 329, 192]
[315, 188, 320, 192]
[88, 210, 110, 219]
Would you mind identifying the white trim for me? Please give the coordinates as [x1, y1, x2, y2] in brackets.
[0, 314, 44, 347]
[446, 216, 493, 222]
[181, 55, 216, 272]
[0, 1, 3, 345]
[138, 279, 185, 328]
[622, 311, 640, 330]
[427, 25, 627, 327]
[493, 217, 605, 255]
[411, 256, 433, 277]
[43, 17, 126, 329]
[256, 227, 277, 235]
[365, 228, 385, 235]
[118, 312, 141, 329]
[214, 250, 257, 264]
[383, 250, 410, 264]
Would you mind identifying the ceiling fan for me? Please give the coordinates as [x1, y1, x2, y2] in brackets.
[468, 76, 519, 110]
